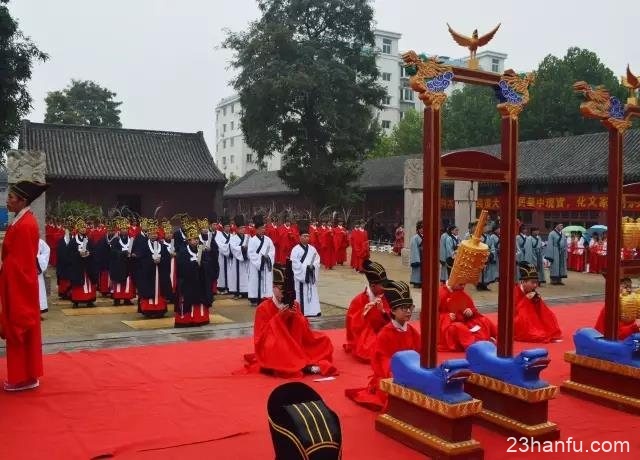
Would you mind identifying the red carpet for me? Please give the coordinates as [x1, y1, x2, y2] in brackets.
[1, 301, 639, 459]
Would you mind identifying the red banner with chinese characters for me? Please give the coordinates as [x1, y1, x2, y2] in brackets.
[439, 194, 640, 211]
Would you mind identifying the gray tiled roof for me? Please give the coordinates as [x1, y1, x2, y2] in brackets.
[224, 170, 296, 197]
[19, 121, 225, 183]
[224, 129, 640, 197]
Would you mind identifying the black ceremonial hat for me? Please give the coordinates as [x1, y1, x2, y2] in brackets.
[297, 219, 310, 236]
[518, 261, 538, 281]
[361, 259, 388, 285]
[253, 214, 265, 229]
[383, 280, 413, 309]
[10, 181, 49, 203]
[234, 215, 246, 227]
[267, 382, 342, 460]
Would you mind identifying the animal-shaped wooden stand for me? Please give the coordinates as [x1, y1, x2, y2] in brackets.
[561, 76, 640, 414]
[375, 24, 559, 460]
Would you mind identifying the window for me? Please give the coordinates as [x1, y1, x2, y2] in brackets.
[399, 111, 405, 120]
[382, 38, 392, 54]
[230, 121, 234, 130]
[382, 72, 391, 81]
[223, 123, 227, 132]
[230, 137, 234, 147]
[230, 155, 235, 164]
[382, 120, 391, 129]
[223, 139, 227, 148]
[246, 153, 253, 163]
[384, 95, 392, 105]
[222, 156, 227, 165]
[223, 107, 227, 116]
[491, 58, 500, 73]
[231, 104, 235, 113]
[402, 88, 414, 101]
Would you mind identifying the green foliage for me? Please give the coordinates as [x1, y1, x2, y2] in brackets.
[0, 0, 48, 155]
[44, 79, 122, 127]
[520, 47, 626, 140]
[443, 85, 500, 150]
[223, 0, 385, 208]
[369, 109, 423, 157]
[48, 200, 103, 220]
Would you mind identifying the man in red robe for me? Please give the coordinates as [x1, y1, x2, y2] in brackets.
[438, 282, 497, 351]
[333, 219, 349, 265]
[350, 220, 370, 272]
[345, 280, 421, 411]
[514, 262, 562, 343]
[276, 214, 299, 265]
[265, 215, 280, 262]
[0, 181, 48, 391]
[595, 277, 640, 339]
[343, 259, 391, 362]
[319, 218, 336, 269]
[244, 262, 337, 378]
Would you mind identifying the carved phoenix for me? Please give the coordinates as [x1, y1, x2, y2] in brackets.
[447, 23, 501, 65]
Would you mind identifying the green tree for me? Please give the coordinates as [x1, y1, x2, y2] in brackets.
[521, 47, 627, 140]
[369, 109, 423, 157]
[45, 79, 122, 127]
[443, 85, 500, 150]
[0, 0, 48, 155]
[368, 131, 395, 158]
[223, 0, 385, 208]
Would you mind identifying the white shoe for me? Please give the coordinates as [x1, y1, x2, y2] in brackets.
[4, 379, 39, 392]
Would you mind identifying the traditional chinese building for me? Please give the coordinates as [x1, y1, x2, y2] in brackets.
[224, 129, 640, 234]
[19, 121, 227, 218]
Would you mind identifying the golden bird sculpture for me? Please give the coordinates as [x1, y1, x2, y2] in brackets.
[622, 65, 639, 105]
[447, 23, 501, 70]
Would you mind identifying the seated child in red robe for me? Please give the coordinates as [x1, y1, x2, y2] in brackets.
[595, 277, 640, 339]
[244, 262, 337, 378]
[345, 280, 421, 411]
[343, 259, 391, 362]
[438, 282, 497, 352]
[514, 262, 562, 343]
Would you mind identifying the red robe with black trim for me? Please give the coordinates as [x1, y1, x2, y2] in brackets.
[345, 321, 421, 411]
[343, 287, 391, 362]
[0, 209, 44, 384]
[513, 285, 562, 343]
[243, 298, 337, 378]
[594, 306, 640, 340]
[438, 285, 497, 351]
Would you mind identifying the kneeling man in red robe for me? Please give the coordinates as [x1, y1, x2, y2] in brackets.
[595, 277, 640, 339]
[514, 262, 562, 343]
[345, 280, 421, 411]
[343, 259, 391, 362]
[438, 282, 497, 351]
[244, 262, 337, 378]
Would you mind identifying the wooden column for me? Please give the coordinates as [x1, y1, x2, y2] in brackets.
[603, 128, 624, 340]
[420, 106, 442, 368]
[496, 114, 518, 357]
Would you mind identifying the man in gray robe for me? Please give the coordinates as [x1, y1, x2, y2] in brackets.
[544, 223, 567, 285]
[477, 224, 496, 290]
[515, 225, 528, 281]
[439, 226, 458, 283]
[409, 221, 423, 287]
[524, 227, 546, 284]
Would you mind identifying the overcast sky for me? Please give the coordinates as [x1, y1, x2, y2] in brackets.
[9, 0, 640, 156]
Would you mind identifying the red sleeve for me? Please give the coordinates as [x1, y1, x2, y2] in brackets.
[371, 326, 395, 379]
[0, 213, 40, 340]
